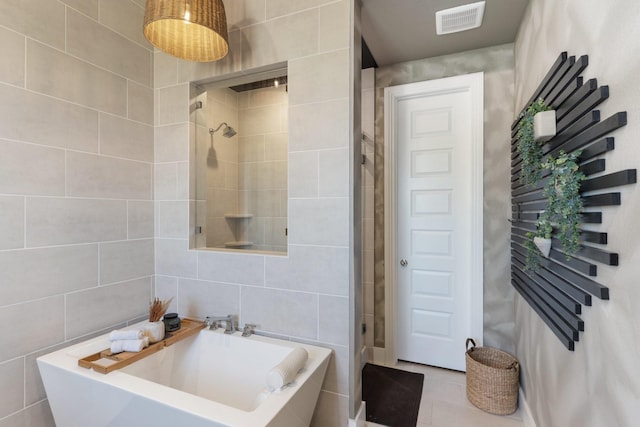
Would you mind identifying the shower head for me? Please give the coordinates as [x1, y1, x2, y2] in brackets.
[222, 126, 237, 138]
[209, 122, 237, 138]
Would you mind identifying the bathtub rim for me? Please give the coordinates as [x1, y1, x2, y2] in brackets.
[37, 323, 332, 427]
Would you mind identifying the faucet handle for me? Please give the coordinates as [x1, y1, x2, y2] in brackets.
[204, 316, 214, 328]
[224, 315, 235, 334]
[242, 323, 257, 337]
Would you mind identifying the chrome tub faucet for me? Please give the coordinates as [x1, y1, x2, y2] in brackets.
[204, 315, 235, 334]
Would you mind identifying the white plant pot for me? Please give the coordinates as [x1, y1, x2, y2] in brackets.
[143, 321, 165, 343]
[533, 110, 556, 142]
[533, 237, 552, 258]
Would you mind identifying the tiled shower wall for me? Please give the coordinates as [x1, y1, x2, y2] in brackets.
[0, 0, 154, 424]
[152, 1, 355, 425]
[198, 87, 240, 248]
[195, 84, 288, 252]
[236, 85, 289, 252]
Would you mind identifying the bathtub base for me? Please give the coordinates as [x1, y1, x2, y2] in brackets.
[38, 327, 331, 427]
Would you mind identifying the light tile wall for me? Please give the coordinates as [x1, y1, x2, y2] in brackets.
[0, 1, 154, 425]
[154, 0, 354, 424]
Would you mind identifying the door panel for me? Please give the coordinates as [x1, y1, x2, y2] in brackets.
[394, 77, 481, 371]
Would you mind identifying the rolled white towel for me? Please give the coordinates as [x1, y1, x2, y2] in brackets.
[267, 347, 308, 391]
[110, 337, 149, 354]
[109, 329, 143, 341]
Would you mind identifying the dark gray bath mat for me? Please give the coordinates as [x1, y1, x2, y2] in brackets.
[362, 363, 424, 427]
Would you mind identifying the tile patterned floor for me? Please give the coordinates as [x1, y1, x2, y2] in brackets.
[366, 361, 524, 427]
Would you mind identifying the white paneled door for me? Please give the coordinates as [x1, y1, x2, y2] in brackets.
[385, 73, 483, 371]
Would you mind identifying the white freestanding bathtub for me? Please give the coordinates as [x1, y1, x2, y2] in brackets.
[37, 325, 331, 427]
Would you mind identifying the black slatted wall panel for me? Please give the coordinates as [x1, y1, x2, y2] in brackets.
[510, 52, 636, 351]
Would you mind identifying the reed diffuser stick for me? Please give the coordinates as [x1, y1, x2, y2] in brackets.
[148, 297, 173, 322]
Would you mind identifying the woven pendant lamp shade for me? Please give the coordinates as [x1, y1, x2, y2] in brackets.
[143, 0, 229, 62]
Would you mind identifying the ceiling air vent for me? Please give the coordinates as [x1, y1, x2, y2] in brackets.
[436, 1, 486, 35]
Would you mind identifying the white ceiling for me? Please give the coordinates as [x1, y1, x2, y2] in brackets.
[361, 0, 530, 66]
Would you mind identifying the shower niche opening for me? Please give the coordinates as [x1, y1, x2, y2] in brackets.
[193, 69, 288, 254]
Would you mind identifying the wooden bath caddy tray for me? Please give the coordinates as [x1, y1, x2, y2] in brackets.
[78, 318, 205, 374]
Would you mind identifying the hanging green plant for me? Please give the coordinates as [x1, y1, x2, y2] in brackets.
[524, 150, 586, 273]
[524, 216, 552, 272]
[516, 98, 552, 186]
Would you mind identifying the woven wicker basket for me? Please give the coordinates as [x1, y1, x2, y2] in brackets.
[465, 338, 519, 415]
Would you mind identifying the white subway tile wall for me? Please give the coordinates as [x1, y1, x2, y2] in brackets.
[0, 1, 153, 425]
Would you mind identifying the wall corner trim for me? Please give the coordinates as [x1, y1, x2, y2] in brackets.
[348, 402, 367, 427]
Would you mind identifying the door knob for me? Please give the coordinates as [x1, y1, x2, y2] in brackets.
[400, 259, 408, 267]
